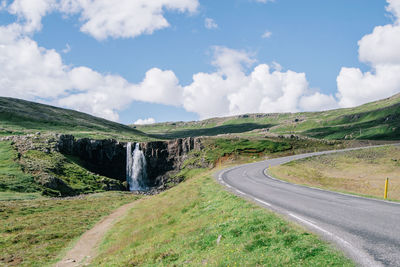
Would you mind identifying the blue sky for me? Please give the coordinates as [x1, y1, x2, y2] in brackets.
[0, 0, 399, 124]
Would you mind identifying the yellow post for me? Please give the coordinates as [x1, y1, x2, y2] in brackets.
[384, 178, 389, 199]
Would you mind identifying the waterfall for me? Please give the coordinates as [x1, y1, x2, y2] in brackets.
[126, 142, 147, 191]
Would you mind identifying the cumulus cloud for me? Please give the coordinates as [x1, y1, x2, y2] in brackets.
[59, 0, 199, 40]
[4, 0, 199, 39]
[386, 0, 400, 21]
[133, 118, 156, 125]
[336, 0, 400, 107]
[299, 92, 338, 111]
[205, 18, 218, 29]
[7, 0, 56, 33]
[0, 23, 185, 121]
[181, 47, 335, 118]
[3, 0, 400, 123]
[0, 22, 335, 121]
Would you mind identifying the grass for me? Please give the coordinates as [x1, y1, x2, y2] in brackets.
[20, 149, 124, 197]
[0, 192, 140, 267]
[0, 141, 38, 193]
[90, 169, 354, 266]
[270, 145, 400, 201]
[136, 93, 400, 140]
[203, 138, 292, 163]
[0, 192, 43, 201]
[0, 97, 154, 141]
[0, 138, 125, 197]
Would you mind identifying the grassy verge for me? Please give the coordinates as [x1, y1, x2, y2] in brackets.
[0, 141, 38, 193]
[91, 169, 353, 266]
[270, 145, 400, 201]
[0, 192, 140, 266]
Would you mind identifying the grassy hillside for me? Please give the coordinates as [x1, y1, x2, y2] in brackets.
[0, 192, 140, 266]
[0, 97, 152, 141]
[0, 141, 37, 194]
[270, 145, 400, 201]
[136, 93, 400, 140]
[91, 168, 353, 266]
[0, 138, 126, 198]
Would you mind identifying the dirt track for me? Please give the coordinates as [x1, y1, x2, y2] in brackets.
[54, 200, 140, 267]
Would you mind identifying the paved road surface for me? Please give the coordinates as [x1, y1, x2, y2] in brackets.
[217, 146, 400, 267]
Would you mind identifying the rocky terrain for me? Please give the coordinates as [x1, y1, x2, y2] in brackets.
[1, 133, 205, 196]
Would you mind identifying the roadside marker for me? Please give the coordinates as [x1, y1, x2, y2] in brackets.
[384, 178, 389, 199]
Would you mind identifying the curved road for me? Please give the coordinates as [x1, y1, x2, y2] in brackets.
[217, 146, 400, 267]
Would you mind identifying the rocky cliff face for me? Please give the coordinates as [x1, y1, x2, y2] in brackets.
[57, 135, 203, 190]
[57, 135, 126, 181]
[141, 137, 203, 188]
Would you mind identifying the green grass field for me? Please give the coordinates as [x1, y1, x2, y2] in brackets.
[0, 140, 126, 197]
[270, 145, 400, 201]
[136, 93, 400, 140]
[0, 141, 38, 193]
[0, 192, 140, 267]
[90, 169, 353, 267]
[0, 97, 153, 141]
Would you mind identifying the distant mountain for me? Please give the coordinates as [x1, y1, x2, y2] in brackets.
[0, 97, 149, 140]
[135, 93, 400, 140]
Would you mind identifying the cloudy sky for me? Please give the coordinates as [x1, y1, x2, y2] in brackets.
[0, 0, 399, 124]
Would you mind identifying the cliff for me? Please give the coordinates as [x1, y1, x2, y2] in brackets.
[57, 135, 203, 190]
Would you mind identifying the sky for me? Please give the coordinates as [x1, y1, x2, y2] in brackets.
[0, 0, 400, 125]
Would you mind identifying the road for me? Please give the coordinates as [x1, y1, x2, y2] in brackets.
[217, 146, 400, 267]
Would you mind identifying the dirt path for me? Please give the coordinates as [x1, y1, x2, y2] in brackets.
[54, 200, 141, 267]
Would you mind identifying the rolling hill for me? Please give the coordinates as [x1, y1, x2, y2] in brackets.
[0, 97, 151, 141]
[135, 93, 400, 140]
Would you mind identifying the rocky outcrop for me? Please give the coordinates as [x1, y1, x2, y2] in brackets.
[57, 135, 126, 181]
[57, 135, 203, 190]
[2, 133, 202, 195]
[141, 137, 203, 187]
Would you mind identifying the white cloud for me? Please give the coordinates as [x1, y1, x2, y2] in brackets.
[205, 18, 218, 29]
[130, 68, 183, 106]
[0, 20, 336, 121]
[0, 25, 70, 100]
[7, 0, 56, 33]
[133, 118, 156, 125]
[4, 0, 199, 39]
[386, 0, 400, 21]
[0, 23, 185, 121]
[337, 64, 400, 107]
[261, 30, 272, 38]
[60, 0, 199, 40]
[299, 92, 338, 111]
[3, 0, 400, 123]
[181, 47, 334, 118]
[336, 0, 400, 107]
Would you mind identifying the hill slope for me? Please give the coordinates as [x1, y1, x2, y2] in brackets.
[135, 93, 400, 140]
[0, 97, 151, 141]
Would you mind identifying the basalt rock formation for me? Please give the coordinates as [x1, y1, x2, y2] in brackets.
[141, 137, 203, 188]
[57, 135, 126, 181]
[57, 135, 203, 190]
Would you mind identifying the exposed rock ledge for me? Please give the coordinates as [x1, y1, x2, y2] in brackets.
[57, 135, 203, 189]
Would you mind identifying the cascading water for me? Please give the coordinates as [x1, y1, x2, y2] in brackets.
[126, 142, 147, 191]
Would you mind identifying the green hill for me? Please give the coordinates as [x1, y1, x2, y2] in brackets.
[135, 93, 400, 140]
[0, 97, 151, 141]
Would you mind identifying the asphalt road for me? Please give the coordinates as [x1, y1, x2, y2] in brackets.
[217, 146, 400, 267]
